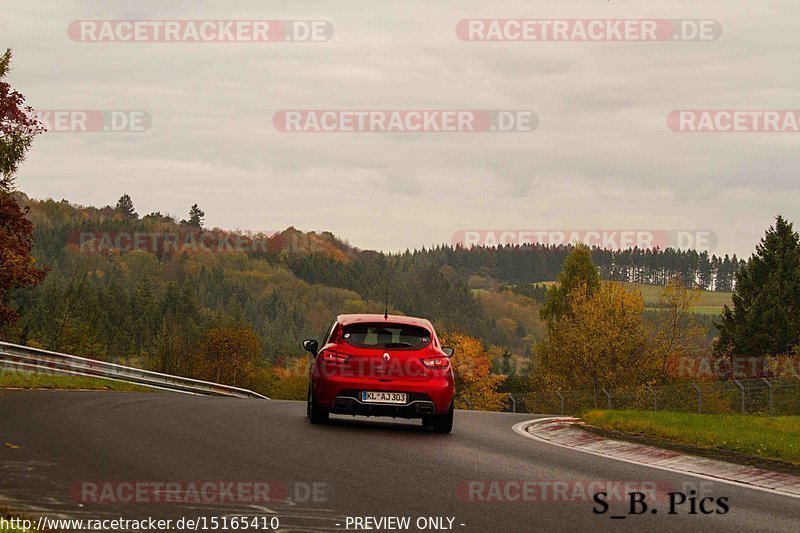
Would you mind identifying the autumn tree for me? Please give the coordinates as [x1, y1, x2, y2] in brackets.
[0, 49, 46, 331]
[441, 332, 506, 411]
[269, 357, 309, 400]
[540, 243, 601, 323]
[196, 325, 261, 386]
[1, 49, 45, 189]
[650, 276, 709, 381]
[143, 211, 174, 223]
[534, 282, 654, 391]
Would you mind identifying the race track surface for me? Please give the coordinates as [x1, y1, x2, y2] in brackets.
[1, 391, 798, 532]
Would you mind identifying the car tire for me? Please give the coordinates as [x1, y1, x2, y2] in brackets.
[307, 385, 329, 424]
[423, 402, 453, 434]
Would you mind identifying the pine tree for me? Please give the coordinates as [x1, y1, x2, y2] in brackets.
[716, 216, 800, 356]
[184, 204, 205, 228]
[114, 194, 137, 219]
[540, 243, 601, 323]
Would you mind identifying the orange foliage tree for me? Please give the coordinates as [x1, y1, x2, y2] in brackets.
[0, 49, 46, 331]
[269, 357, 310, 400]
[441, 332, 506, 411]
[196, 325, 262, 386]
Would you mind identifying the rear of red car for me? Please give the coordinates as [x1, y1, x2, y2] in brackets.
[304, 314, 455, 433]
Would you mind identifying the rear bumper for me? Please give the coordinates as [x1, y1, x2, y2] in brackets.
[313, 374, 454, 416]
[330, 390, 437, 418]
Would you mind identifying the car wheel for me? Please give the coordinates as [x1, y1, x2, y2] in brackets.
[307, 385, 329, 424]
[423, 403, 453, 434]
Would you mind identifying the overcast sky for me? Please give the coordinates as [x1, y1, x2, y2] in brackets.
[5, 0, 800, 257]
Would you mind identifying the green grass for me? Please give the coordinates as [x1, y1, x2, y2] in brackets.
[625, 282, 732, 309]
[0, 371, 152, 392]
[533, 281, 732, 315]
[692, 305, 728, 316]
[583, 410, 800, 465]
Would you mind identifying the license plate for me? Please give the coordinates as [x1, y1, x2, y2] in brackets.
[361, 391, 407, 404]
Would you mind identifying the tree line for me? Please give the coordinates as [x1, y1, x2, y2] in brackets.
[403, 245, 743, 292]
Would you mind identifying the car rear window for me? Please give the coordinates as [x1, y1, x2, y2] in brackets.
[341, 323, 432, 350]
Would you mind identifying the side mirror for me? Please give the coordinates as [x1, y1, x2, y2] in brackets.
[442, 346, 455, 358]
[303, 339, 319, 356]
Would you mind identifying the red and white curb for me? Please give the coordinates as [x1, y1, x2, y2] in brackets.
[513, 417, 800, 499]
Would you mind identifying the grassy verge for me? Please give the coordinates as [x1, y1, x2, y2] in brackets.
[0, 371, 153, 392]
[583, 410, 800, 465]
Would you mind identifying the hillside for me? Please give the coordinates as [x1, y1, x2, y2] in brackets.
[5, 193, 525, 364]
[2, 192, 733, 369]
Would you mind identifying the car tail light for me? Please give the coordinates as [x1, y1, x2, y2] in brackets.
[421, 356, 449, 368]
[322, 351, 350, 364]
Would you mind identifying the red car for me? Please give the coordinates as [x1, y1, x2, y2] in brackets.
[303, 314, 455, 433]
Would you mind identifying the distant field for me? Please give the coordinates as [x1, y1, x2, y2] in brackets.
[627, 282, 732, 308]
[0, 371, 152, 392]
[692, 305, 729, 316]
[533, 281, 732, 315]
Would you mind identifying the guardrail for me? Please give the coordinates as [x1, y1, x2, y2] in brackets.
[0, 341, 268, 399]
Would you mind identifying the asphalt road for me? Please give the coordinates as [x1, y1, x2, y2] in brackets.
[1, 391, 798, 532]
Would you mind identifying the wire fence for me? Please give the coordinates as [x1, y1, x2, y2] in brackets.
[507, 377, 800, 416]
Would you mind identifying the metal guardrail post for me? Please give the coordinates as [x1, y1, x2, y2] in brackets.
[692, 382, 702, 414]
[601, 388, 612, 410]
[646, 385, 657, 411]
[508, 393, 516, 413]
[733, 379, 746, 414]
[555, 391, 565, 415]
[761, 378, 774, 416]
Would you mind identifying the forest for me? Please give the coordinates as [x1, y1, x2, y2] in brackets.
[4, 190, 799, 404]
[3, 192, 737, 363]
